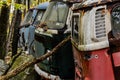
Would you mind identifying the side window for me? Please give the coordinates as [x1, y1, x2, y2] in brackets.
[33, 11, 44, 26]
[21, 10, 33, 26]
[111, 4, 120, 38]
[72, 14, 79, 43]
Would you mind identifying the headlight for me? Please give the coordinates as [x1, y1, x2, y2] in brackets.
[111, 4, 120, 38]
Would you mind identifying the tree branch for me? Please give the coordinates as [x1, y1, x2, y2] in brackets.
[0, 35, 71, 80]
[3, 49, 23, 75]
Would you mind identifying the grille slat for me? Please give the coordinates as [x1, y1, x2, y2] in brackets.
[96, 30, 106, 35]
[96, 28, 106, 32]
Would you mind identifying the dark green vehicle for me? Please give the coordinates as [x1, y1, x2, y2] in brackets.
[34, 1, 75, 80]
[18, 1, 75, 79]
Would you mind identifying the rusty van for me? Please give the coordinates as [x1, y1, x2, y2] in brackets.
[71, 0, 120, 80]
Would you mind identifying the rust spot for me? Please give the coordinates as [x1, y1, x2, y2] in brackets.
[48, 73, 50, 76]
[93, 3, 97, 7]
[81, 10, 85, 16]
[107, 0, 112, 2]
[108, 8, 111, 12]
[83, 4, 87, 8]
[98, 0, 101, 4]
[102, 9, 105, 14]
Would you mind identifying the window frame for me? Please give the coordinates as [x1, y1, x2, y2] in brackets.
[71, 13, 80, 44]
[20, 10, 33, 26]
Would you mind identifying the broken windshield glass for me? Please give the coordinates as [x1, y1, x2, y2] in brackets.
[42, 2, 69, 29]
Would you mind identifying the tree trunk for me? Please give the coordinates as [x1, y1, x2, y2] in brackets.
[28, 0, 30, 10]
[12, 0, 22, 56]
[6, 15, 15, 54]
[0, 36, 71, 80]
[0, 3, 10, 59]
[38, 0, 40, 4]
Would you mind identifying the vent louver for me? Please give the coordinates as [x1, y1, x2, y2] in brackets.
[95, 8, 106, 38]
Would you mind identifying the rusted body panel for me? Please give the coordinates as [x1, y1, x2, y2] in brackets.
[73, 47, 114, 80]
[72, 0, 120, 10]
[71, 0, 120, 80]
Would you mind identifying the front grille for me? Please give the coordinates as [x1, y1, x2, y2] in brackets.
[95, 8, 106, 38]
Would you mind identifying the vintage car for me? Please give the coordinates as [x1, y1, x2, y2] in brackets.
[34, 0, 75, 80]
[18, 2, 49, 55]
[71, 0, 120, 80]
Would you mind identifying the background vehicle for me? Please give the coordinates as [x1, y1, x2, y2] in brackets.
[18, 2, 49, 55]
[71, 0, 120, 80]
[34, 0, 75, 80]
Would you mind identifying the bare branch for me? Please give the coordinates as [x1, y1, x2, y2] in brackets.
[0, 36, 71, 80]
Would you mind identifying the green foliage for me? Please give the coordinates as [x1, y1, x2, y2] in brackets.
[0, 0, 25, 10]
[0, 2, 2, 8]
[31, 0, 38, 7]
[0, 1, 6, 8]
[14, 3, 25, 10]
[0, 0, 10, 8]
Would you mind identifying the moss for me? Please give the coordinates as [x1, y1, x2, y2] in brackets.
[9, 53, 36, 80]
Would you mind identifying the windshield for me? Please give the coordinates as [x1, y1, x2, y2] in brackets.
[21, 10, 33, 26]
[41, 2, 69, 29]
[33, 10, 44, 26]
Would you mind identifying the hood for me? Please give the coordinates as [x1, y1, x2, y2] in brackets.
[72, 0, 119, 10]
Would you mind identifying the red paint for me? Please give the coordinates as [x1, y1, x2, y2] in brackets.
[73, 47, 115, 80]
[112, 52, 120, 67]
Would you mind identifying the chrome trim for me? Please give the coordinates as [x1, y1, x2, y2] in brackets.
[34, 64, 61, 80]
